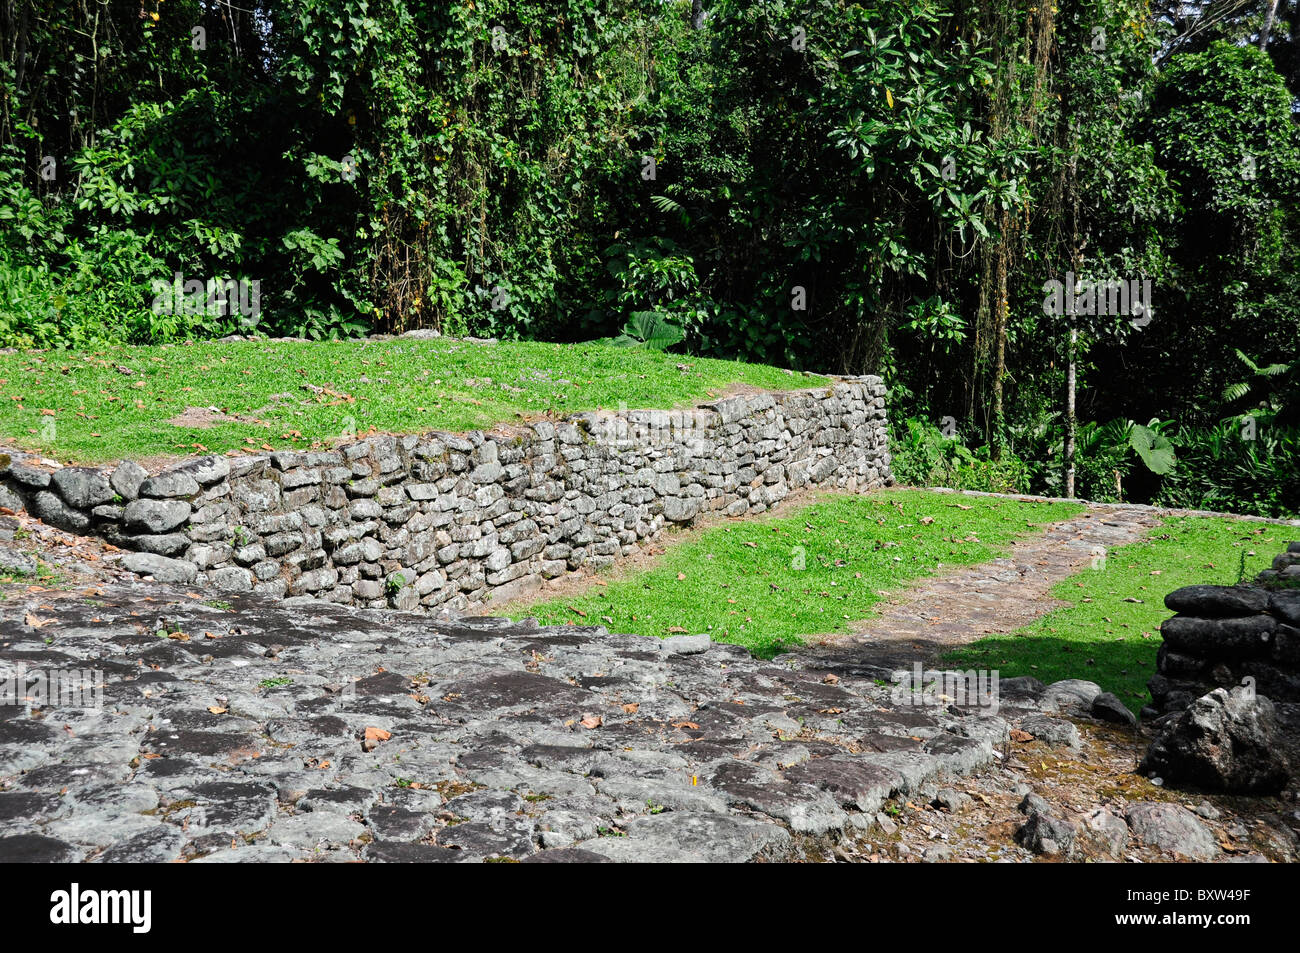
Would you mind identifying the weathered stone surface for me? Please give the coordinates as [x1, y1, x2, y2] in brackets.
[1019, 715, 1081, 749]
[1091, 692, 1137, 727]
[1124, 803, 1218, 860]
[0, 833, 80, 863]
[110, 460, 147, 500]
[1160, 614, 1276, 660]
[0, 484, 23, 511]
[0, 574, 1005, 864]
[51, 468, 114, 509]
[1016, 812, 1077, 856]
[139, 471, 201, 499]
[1140, 686, 1291, 793]
[784, 758, 901, 813]
[577, 812, 792, 863]
[33, 490, 90, 532]
[124, 499, 191, 533]
[1018, 792, 1051, 816]
[9, 464, 51, 488]
[1078, 808, 1130, 858]
[661, 634, 711, 656]
[119, 552, 198, 584]
[174, 455, 231, 486]
[0, 547, 38, 575]
[126, 533, 190, 556]
[1268, 590, 1300, 627]
[662, 497, 701, 523]
[210, 566, 254, 592]
[1164, 584, 1270, 617]
[1040, 679, 1102, 714]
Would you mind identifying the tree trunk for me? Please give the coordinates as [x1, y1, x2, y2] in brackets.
[1065, 318, 1077, 498]
[1260, 0, 1280, 49]
[990, 212, 1010, 460]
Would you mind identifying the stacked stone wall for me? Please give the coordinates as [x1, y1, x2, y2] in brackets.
[1148, 546, 1300, 719]
[0, 377, 891, 612]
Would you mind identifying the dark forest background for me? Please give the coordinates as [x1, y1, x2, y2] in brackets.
[2, 1, 1297, 514]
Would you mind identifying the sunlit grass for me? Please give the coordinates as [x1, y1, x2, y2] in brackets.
[506, 489, 1084, 658]
[0, 338, 824, 463]
[943, 515, 1280, 711]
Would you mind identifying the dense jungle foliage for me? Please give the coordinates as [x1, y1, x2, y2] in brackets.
[1, 1, 1297, 515]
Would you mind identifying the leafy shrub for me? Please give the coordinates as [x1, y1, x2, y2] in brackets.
[1156, 421, 1300, 518]
[890, 418, 1030, 494]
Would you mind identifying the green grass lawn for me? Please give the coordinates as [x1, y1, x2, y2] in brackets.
[0, 338, 824, 464]
[505, 489, 1084, 658]
[943, 515, 1283, 711]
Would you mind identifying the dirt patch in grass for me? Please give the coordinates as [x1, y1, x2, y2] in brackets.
[167, 406, 266, 430]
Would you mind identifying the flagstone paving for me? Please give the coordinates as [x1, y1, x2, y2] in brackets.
[0, 578, 1020, 862]
[1, 499, 1296, 863]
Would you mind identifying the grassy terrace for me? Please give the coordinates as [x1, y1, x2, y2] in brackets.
[0, 338, 825, 465]
[944, 515, 1280, 711]
[507, 489, 1085, 658]
[505, 488, 1282, 709]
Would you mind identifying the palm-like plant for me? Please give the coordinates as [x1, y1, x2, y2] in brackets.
[1222, 349, 1297, 426]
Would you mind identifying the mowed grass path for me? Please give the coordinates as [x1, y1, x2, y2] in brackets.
[507, 489, 1084, 658]
[943, 515, 1283, 711]
[0, 339, 823, 464]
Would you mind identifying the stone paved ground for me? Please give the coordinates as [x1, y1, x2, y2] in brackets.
[0, 576, 1008, 862]
[0, 501, 1296, 863]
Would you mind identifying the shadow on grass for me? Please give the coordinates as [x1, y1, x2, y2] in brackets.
[943, 633, 1159, 712]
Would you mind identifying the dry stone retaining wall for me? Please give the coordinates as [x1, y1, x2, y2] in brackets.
[0, 377, 890, 612]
